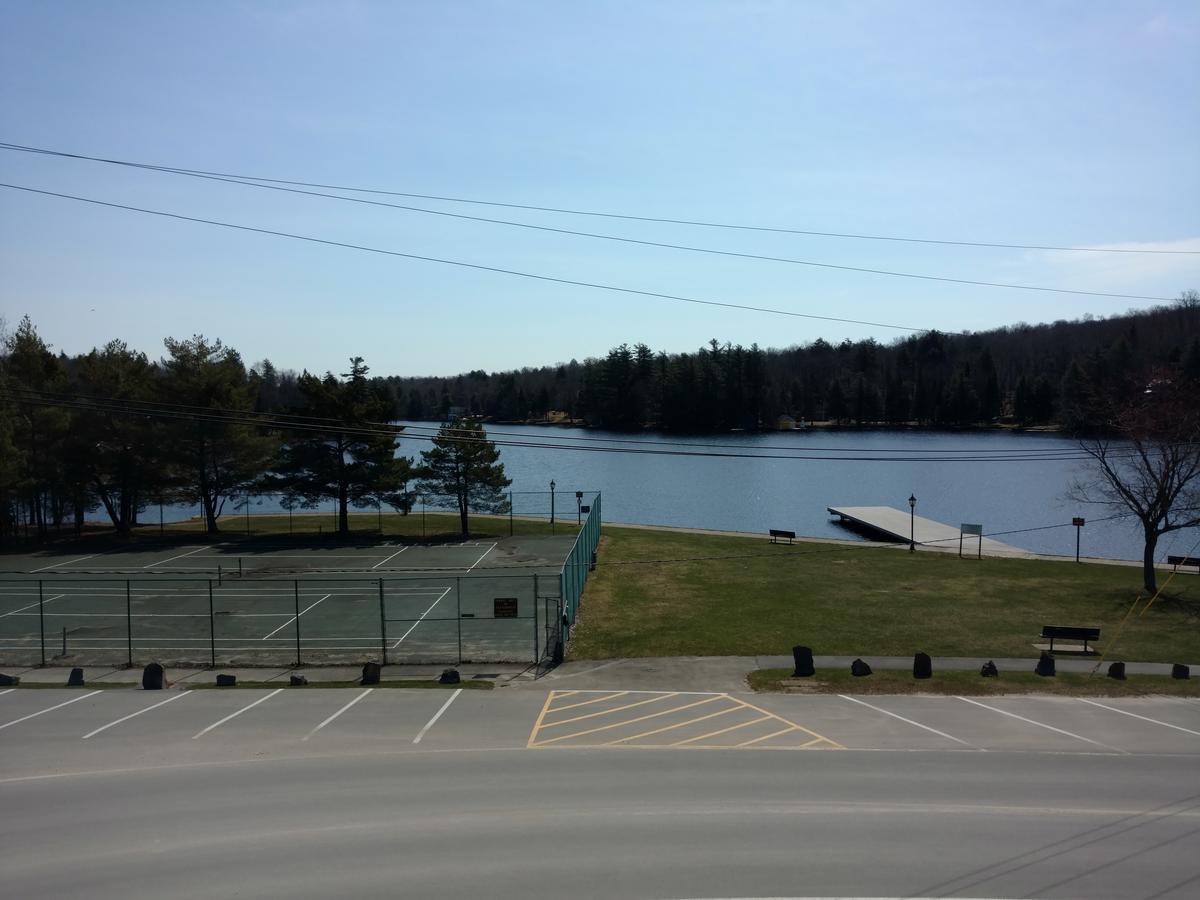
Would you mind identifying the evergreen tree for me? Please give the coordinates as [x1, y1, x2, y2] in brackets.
[415, 418, 511, 536]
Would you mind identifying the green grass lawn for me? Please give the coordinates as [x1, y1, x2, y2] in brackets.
[568, 526, 1199, 663]
[747, 667, 1200, 696]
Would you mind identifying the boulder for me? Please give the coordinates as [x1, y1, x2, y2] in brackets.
[142, 663, 165, 690]
[791, 645, 815, 678]
[289, 674, 308, 686]
[850, 658, 872, 677]
[439, 668, 461, 685]
[1107, 662, 1127, 681]
[913, 652, 932, 680]
[1172, 663, 1190, 680]
[67, 667, 85, 687]
[361, 661, 381, 685]
[1035, 651, 1056, 677]
[215, 674, 237, 687]
[980, 660, 999, 678]
[0, 673, 20, 687]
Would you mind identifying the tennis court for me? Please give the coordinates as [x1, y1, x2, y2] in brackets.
[0, 533, 590, 668]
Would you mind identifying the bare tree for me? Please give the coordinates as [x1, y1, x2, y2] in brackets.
[1072, 370, 1200, 593]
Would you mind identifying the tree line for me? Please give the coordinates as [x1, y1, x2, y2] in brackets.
[383, 297, 1199, 431]
[0, 318, 509, 544]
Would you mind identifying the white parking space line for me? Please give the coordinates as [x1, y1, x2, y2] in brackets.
[0, 689, 15, 697]
[839, 695, 975, 747]
[1076, 698, 1200, 737]
[82, 692, 191, 739]
[391, 586, 453, 648]
[303, 689, 372, 741]
[29, 554, 95, 573]
[143, 545, 213, 568]
[371, 546, 409, 569]
[261, 594, 332, 640]
[956, 696, 1125, 752]
[0, 594, 64, 618]
[0, 691, 102, 732]
[413, 688, 462, 744]
[466, 543, 497, 572]
[191, 689, 283, 739]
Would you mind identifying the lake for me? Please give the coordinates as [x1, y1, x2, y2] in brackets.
[393, 423, 1196, 563]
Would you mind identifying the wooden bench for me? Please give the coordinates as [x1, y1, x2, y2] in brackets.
[769, 529, 796, 545]
[1168, 555, 1200, 573]
[1041, 624, 1101, 653]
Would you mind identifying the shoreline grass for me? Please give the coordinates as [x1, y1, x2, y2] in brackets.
[569, 526, 1198, 663]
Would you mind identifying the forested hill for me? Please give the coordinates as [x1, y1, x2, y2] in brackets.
[382, 301, 1200, 432]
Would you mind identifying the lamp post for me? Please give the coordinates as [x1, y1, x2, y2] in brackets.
[908, 494, 917, 553]
[576, 490, 583, 525]
[550, 480, 556, 533]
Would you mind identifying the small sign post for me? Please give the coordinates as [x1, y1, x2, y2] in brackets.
[960, 523, 984, 559]
[1072, 517, 1085, 563]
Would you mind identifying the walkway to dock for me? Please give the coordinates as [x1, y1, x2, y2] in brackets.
[827, 506, 1027, 556]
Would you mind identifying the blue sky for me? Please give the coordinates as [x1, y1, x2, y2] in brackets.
[2, 0, 1197, 376]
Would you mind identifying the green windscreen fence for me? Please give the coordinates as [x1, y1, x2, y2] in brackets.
[556, 492, 601, 657]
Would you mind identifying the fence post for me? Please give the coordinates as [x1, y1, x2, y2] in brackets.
[421, 496, 426, 539]
[126, 580, 133, 668]
[509, 491, 514, 536]
[38, 580, 45, 667]
[208, 580, 216, 668]
[379, 578, 388, 666]
[532, 574, 539, 664]
[456, 576, 462, 665]
[294, 580, 302, 668]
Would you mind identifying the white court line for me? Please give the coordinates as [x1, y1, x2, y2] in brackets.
[0, 594, 65, 618]
[1076, 698, 1200, 737]
[29, 554, 96, 573]
[143, 545, 213, 568]
[413, 688, 462, 744]
[302, 689, 372, 741]
[261, 594, 332, 640]
[465, 543, 497, 572]
[956, 696, 1125, 752]
[82, 692, 191, 739]
[191, 689, 283, 739]
[0, 691, 102, 732]
[838, 695, 975, 747]
[371, 546, 409, 569]
[391, 587, 452, 648]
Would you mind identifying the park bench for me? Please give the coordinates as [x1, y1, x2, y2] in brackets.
[1041, 624, 1101, 654]
[1168, 555, 1200, 573]
[769, 529, 796, 545]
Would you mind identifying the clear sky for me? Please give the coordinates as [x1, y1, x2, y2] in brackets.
[2, 1, 1197, 377]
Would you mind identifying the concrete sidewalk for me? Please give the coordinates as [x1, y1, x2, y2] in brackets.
[3, 653, 1194, 692]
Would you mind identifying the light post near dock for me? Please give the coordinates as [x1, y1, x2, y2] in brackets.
[550, 480, 556, 534]
[908, 494, 917, 553]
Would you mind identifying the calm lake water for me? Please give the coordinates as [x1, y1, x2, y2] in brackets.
[392, 423, 1196, 563]
[159, 424, 1195, 563]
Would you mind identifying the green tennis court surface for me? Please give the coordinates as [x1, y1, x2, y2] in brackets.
[0, 536, 581, 668]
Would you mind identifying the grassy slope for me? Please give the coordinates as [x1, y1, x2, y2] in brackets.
[569, 526, 1199, 663]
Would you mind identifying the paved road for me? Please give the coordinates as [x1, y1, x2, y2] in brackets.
[2, 688, 1198, 899]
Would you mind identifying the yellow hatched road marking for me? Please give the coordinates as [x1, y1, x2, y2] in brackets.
[526, 692, 556, 749]
[548, 691, 629, 713]
[531, 696, 723, 746]
[608, 704, 742, 745]
[672, 713, 774, 747]
[736, 725, 799, 748]
[733, 696, 845, 749]
[540, 693, 676, 729]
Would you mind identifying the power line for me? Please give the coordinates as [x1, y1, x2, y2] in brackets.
[4, 141, 1194, 256]
[0, 183, 927, 332]
[0, 144, 1181, 302]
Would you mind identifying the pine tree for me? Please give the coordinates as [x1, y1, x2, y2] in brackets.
[415, 419, 511, 536]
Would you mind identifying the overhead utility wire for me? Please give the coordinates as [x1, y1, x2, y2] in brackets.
[0, 147, 1176, 302]
[0, 183, 923, 332]
[5, 389, 1137, 463]
[3, 141, 1193, 256]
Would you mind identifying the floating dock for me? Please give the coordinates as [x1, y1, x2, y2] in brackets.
[827, 506, 1025, 556]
